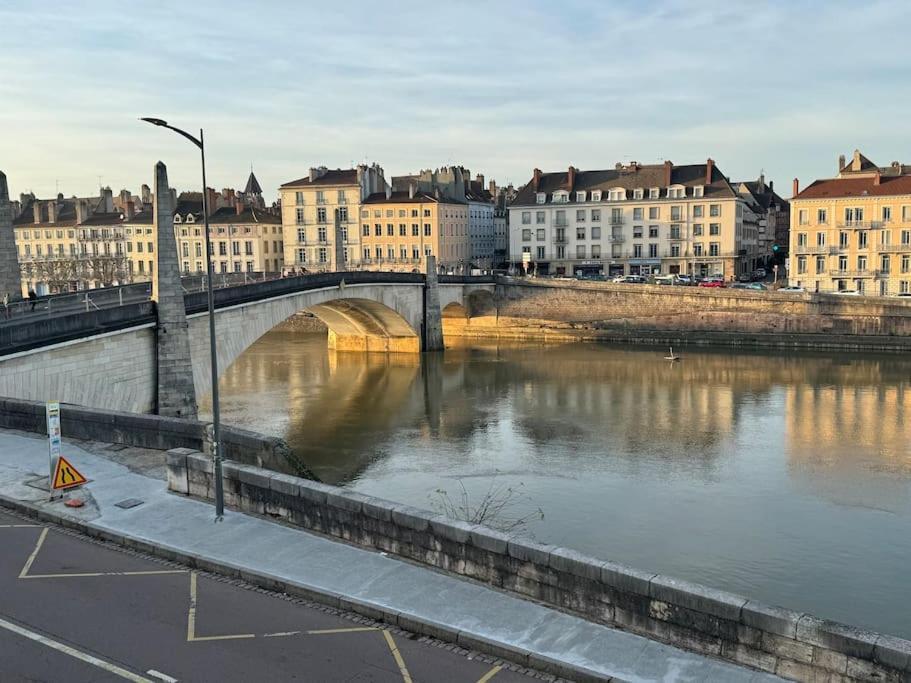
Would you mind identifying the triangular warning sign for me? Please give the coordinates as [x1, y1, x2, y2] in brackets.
[51, 456, 87, 490]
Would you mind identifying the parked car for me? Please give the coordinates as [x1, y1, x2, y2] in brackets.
[737, 273, 752, 282]
[676, 275, 694, 285]
[834, 289, 862, 296]
[752, 268, 767, 280]
[654, 274, 680, 286]
[699, 278, 726, 288]
[746, 282, 768, 291]
[894, 292, 911, 297]
[613, 275, 646, 284]
[778, 285, 805, 293]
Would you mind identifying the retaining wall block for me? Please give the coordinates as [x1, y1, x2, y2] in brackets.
[599, 560, 656, 597]
[185, 453, 214, 474]
[506, 538, 554, 566]
[297, 480, 332, 507]
[236, 465, 274, 492]
[468, 526, 511, 555]
[720, 641, 779, 674]
[812, 646, 848, 674]
[762, 632, 815, 664]
[547, 546, 602, 582]
[359, 496, 395, 523]
[326, 489, 367, 515]
[845, 656, 904, 683]
[873, 634, 911, 672]
[389, 504, 431, 532]
[429, 516, 475, 545]
[268, 472, 301, 498]
[649, 599, 740, 642]
[741, 600, 802, 639]
[649, 574, 748, 622]
[796, 615, 879, 660]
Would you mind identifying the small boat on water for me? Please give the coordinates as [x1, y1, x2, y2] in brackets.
[664, 346, 680, 361]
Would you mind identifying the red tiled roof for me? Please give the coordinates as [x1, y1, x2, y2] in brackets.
[795, 174, 911, 200]
[280, 169, 358, 188]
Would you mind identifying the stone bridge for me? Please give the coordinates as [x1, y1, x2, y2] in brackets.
[0, 271, 495, 414]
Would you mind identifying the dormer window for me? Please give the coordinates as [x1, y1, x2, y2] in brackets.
[186, 214, 195, 223]
[576, 191, 586, 202]
[552, 191, 569, 204]
[633, 188, 644, 200]
[536, 192, 546, 204]
[174, 215, 182, 223]
[608, 188, 626, 201]
[591, 190, 602, 201]
[693, 185, 704, 198]
[649, 187, 660, 199]
[668, 185, 685, 199]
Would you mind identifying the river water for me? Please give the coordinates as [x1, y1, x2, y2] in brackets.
[200, 329, 911, 638]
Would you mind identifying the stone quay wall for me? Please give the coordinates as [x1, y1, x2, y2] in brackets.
[169, 449, 911, 682]
[469, 279, 911, 348]
[0, 397, 302, 474]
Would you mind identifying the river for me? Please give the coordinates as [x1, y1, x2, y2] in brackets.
[200, 329, 911, 638]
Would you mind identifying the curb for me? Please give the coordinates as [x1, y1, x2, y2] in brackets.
[0, 493, 615, 683]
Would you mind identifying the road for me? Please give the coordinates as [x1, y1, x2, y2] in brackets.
[0, 508, 547, 683]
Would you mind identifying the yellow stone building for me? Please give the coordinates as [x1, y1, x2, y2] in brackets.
[279, 164, 387, 272]
[359, 188, 470, 272]
[789, 150, 911, 294]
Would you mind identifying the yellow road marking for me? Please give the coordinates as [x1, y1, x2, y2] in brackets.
[0, 615, 153, 682]
[18, 527, 48, 578]
[17, 526, 185, 579]
[477, 665, 502, 683]
[306, 627, 380, 635]
[383, 630, 413, 683]
[187, 572, 254, 642]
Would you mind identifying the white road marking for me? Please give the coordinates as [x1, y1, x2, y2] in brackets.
[0, 615, 153, 682]
[146, 669, 179, 683]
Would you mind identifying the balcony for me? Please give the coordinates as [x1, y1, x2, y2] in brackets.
[610, 216, 624, 226]
[876, 242, 911, 252]
[837, 221, 884, 230]
[828, 269, 875, 278]
[554, 236, 568, 245]
[554, 219, 568, 228]
[794, 245, 831, 255]
[608, 235, 625, 243]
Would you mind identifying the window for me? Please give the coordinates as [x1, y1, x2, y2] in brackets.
[839, 231, 849, 248]
[317, 207, 327, 223]
[880, 230, 890, 246]
[633, 225, 643, 239]
[816, 256, 826, 274]
[648, 244, 658, 258]
[817, 208, 827, 224]
[591, 209, 601, 222]
[902, 255, 910, 273]
[693, 186, 704, 198]
[194, 243, 202, 257]
[295, 191, 304, 206]
[521, 211, 531, 225]
[591, 226, 601, 239]
[536, 229, 545, 241]
[182, 243, 189, 257]
[845, 207, 864, 224]
[881, 255, 891, 273]
[648, 207, 659, 220]
[838, 255, 848, 271]
[633, 207, 643, 220]
[576, 209, 586, 222]
[709, 242, 720, 257]
[609, 189, 625, 201]
[858, 231, 868, 249]
[633, 189, 644, 200]
[693, 224, 703, 236]
[797, 257, 808, 274]
[670, 206, 682, 221]
[423, 209, 431, 217]
[536, 211, 545, 224]
[374, 224, 382, 236]
[553, 191, 568, 203]
[709, 223, 720, 236]
[318, 226, 327, 242]
[315, 191, 325, 204]
[633, 244, 643, 258]
[338, 206, 348, 222]
[592, 245, 601, 258]
[816, 232, 826, 246]
[318, 248, 327, 263]
[536, 246, 545, 259]
[649, 188, 659, 199]
[669, 244, 680, 257]
[709, 204, 721, 217]
[361, 209, 369, 218]
[576, 227, 585, 240]
[858, 255, 867, 271]
[387, 246, 395, 259]
[536, 193, 545, 204]
[797, 232, 808, 247]
[648, 225, 658, 238]
[576, 245, 586, 258]
[903, 281, 910, 294]
[554, 210, 567, 227]
[424, 223, 431, 236]
[670, 224, 681, 239]
[693, 243, 703, 256]
[883, 206, 892, 222]
[386, 224, 394, 236]
[668, 187, 684, 199]
[576, 191, 586, 202]
[693, 205, 704, 218]
[904, 206, 911, 222]
[412, 224, 419, 236]
[245, 241, 253, 256]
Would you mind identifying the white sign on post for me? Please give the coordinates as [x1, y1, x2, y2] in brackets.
[46, 401, 61, 499]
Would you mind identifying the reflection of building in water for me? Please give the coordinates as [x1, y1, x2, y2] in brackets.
[785, 379, 911, 512]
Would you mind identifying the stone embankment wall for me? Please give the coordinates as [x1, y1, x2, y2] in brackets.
[0, 397, 309, 476]
[444, 278, 911, 350]
[169, 450, 911, 682]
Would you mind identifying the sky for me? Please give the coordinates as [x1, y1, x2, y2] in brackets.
[1, 0, 910, 202]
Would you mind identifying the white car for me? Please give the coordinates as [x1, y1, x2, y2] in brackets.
[834, 290, 862, 296]
[778, 286, 805, 293]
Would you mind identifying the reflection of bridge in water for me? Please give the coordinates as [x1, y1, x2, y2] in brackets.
[211, 333, 911, 488]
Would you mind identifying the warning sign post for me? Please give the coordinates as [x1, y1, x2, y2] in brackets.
[46, 402, 88, 499]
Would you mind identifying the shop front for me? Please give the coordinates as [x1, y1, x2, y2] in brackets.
[628, 259, 661, 276]
[573, 260, 604, 276]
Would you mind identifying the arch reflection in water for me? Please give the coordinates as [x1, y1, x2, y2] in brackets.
[202, 330, 911, 639]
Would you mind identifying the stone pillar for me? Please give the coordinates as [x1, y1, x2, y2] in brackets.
[0, 171, 22, 300]
[333, 209, 345, 271]
[153, 162, 198, 418]
[423, 255, 444, 352]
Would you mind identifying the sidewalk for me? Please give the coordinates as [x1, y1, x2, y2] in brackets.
[0, 429, 781, 682]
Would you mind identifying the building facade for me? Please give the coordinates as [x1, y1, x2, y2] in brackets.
[359, 187, 469, 272]
[508, 160, 759, 279]
[789, 149, 911, 295]
[732, 174, 790, 265]
[279, 164, 386, 272]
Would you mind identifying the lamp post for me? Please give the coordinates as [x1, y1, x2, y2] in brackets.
[140, 117, 224, 521]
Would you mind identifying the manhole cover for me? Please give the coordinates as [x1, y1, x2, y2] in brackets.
[114, 498, 144, 509]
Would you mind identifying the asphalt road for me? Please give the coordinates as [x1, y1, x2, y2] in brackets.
[0, 508, 547, 683]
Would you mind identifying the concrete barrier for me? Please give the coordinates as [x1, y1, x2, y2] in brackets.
[169, 450, 911, 682]
[0, 397, 314, 478]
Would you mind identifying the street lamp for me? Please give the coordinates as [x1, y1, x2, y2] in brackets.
[140, 117, 224, 521]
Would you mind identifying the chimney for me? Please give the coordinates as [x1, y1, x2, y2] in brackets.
[476, 173, 485, 189]
[851, 149, 862, 172]
[757, 172, 765, 193]
[532, 168, 542, 191]
[769, 180, 774, 191]
[838, 154, 846, 173]
[102, 187, 114, 212]
[47, 200, 56, 224]
[141, 184, 151, 204]
[489, 179, 496, 197]
[75, 200, 87, 224]
[408, 183, 416, 199]
[664, 160, 673, 186]
[235, 198, 244, 215]
[206, 188, 218, 215]
[385, 185, 392, 200]
[705, 158, 715, 185]
[169, 188, 177, 210]
[567, 166, 576, 192]
[792, 178, 799, 197]
[32, 201, 41, 224]
[125, 200, 135, 221]
[309, 167, 318, 182]
[874, 171, 881, 186]
[225, 188, 236, 204]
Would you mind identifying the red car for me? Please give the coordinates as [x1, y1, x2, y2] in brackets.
[698, 278, 726, 288]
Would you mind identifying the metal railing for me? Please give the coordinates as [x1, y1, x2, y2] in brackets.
[827, 269, 875, 278]
[837, 221, 884, 230]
